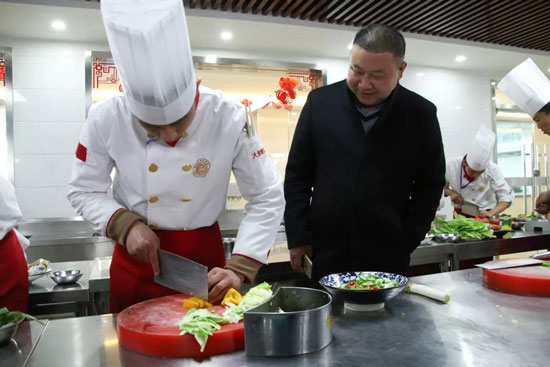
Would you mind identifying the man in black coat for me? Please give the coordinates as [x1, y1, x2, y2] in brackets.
[284, 24, 446, 279]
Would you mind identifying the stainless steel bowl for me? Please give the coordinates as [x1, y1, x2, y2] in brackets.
[244, 287, 332, 357]
[28, 271, 49, 284]
[432, 233, 462, 243]
[48, 270, 82, 285]
[319, 271, 408, 311]
[0, 319, 22, 346]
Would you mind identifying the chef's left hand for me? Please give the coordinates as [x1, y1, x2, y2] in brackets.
[207, 267, 244, 304]
[479, 210, 495, 219]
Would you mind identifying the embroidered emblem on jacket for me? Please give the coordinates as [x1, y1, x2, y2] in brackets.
[252, 148, 265, 159]
[193, 158, 211, 177]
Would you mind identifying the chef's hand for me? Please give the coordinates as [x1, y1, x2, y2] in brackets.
[479, 209, 494, 219]
[535, 191, 550, 215]
[125, 221, 160, 275]
[208, 268, 244, 304]
[448, 190, 464, 206]
[289, 245, 312, 273]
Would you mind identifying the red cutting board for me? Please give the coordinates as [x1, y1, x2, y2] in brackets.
[117, 294, 244, 357]
[482, 260, 550, 297]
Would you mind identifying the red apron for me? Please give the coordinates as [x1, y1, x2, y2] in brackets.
[0, 229, 29, 312]
[109, 222, 225, 313]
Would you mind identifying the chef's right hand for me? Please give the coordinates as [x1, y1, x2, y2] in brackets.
[125, 222, 161, 275]
[289, 245, 312, 273]
[449, 190, 464, 206]
[535, 191, 550, 215]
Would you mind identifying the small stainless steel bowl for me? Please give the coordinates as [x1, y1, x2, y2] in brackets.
[0, 319, 22, 346]
[48, 270, 82, 285]
[433, 233, 462, 243]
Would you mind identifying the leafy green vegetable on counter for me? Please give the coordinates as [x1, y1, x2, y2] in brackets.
[175, 282, 273, 352]
[430, 214, 493, 239]
[542, 262, 550, 267]
[0, 307, 39, 327]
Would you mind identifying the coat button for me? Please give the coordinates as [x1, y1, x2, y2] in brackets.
[182, 164, 192, 171]
[149, 224, 158, 229]
[149, 196, 159, 203]
[181, 131, 189, 138]
[181, 198, 192, 202]
[149, 163, 158, 172]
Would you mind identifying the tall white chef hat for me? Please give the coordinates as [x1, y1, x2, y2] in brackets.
[101, 0, 196, 125]
[466, 126, 496, 171]
[497, 58, 550, 117]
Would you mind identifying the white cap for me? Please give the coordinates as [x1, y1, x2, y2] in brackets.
[466, 126, 495, 171]
[497, 58, 550, 117]
[101, 0, 196, 125]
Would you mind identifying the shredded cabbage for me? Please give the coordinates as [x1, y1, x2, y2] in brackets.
[222, 282, 272, 324]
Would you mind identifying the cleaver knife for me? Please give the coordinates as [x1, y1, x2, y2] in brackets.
[461, 201, 480, 217]
[476, 258, 544, 270]
[154, 250, 209, 299]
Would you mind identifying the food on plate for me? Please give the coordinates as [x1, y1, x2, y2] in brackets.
[221, 288, 242, 307]
[340, 274, 399, 290]
[175, 282, 273, 352]
[27, 258, 50, 275]
[431, 214, 493, 239]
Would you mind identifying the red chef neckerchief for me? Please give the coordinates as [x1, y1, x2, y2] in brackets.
[165, 87, 200, 148]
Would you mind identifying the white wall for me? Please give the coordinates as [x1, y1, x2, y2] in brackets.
[3, 39, 499, 219]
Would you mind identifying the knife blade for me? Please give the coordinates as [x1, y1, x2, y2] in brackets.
[461, 201, 480, 217]
[154, 250, 209, 299]
[476, 258, 544, 270]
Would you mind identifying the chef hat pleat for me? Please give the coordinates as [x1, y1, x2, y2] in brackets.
[101, 0, 196, 125]
[466, 126, 496, 171]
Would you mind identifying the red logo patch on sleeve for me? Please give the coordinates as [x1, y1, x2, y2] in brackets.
[76, 142, 87, 162]
[252, 148, 265, 159]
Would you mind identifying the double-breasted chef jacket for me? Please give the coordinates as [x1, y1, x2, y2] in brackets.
[446, 156, 514, 210]
[68, 85, 285, 267]
[0, 175, 28, 312]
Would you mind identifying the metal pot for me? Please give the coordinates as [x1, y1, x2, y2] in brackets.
[243, 287, 332, 357]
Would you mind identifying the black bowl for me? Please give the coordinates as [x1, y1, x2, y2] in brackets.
[319, 271, 408, 310]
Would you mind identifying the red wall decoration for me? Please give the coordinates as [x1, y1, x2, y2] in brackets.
[92, 57, 120, 90]
[0, 59, 5, 88]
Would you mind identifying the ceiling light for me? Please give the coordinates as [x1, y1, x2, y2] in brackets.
[416, 72, 424, 78]
[51, 20, 66, 31]
[204, 55, 217, 63]
[455, 55, 466, 63]
[347, 43, 353, 50]
[220, 31, 233, 40]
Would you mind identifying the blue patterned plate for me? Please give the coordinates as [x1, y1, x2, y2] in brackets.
[319, 271, 408, 307]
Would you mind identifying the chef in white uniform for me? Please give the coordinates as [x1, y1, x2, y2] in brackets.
[67, 0, 284, 312]
[0, 175, 28, 312]
[444, 126, 513, 218]
[498, 58, 550, 214]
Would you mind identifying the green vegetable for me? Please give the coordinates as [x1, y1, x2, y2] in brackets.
[175, 282, 273, 352]
[430, 214, 493, 239]
[542, 262, 550, 267]
[339, 275, 398, 290]
[0, 307, 39, 327]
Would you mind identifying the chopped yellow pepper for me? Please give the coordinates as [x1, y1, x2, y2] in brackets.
[221, 288, 242, 307]
[182, 296, 212, 309]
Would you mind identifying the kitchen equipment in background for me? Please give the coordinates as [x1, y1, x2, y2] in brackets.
[406, 283, 450, 303]
[432, 233, 462, 243]
[243, 287, 332, 357]
[525, 219, 550, 232]
[117, 294, 245, 357]
[154, 250, 208, 300]
[461, 201, 480, 217]
[319, 271, 408, 312]
[48, 270, 82, 285]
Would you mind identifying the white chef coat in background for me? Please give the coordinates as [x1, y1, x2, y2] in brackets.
[67, 85, 285, 263]
[0, 175, 23, 240]
[446, 157, 514, 210]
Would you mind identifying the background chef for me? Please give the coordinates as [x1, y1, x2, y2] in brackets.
[445, 126, 513, 218]
[67, 0, 284, 312]
[498, 58, 550, 215]
[0, 174, 28, 312]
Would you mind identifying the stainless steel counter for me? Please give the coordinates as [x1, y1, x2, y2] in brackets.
[22, 269, 550, 367]
[0, 320, 47, 367]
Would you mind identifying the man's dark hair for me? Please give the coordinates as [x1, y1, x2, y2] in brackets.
[353, 24, 406, 64]
[538, 101, 550, 114]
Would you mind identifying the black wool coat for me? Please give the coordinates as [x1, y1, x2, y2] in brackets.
[284, 80, 446, 278]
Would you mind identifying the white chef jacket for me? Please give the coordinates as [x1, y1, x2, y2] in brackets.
[446, 156, 514, 210]
[67, 86, 285, 263]
[0, 175, 23, 240]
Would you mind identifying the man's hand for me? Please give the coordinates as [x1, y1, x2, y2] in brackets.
[125, 221, 160, 275]
[448, 190, 464, 206]
[479, 209, 494, 219]
[208, 268, 244, 304]
[289, 245, 312, 273]
[536, 191, 550, 215]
